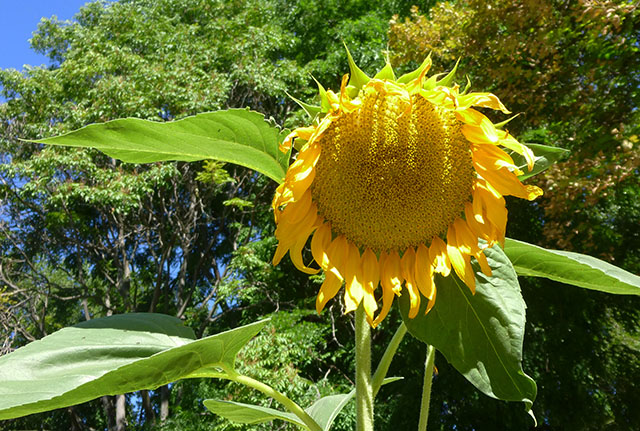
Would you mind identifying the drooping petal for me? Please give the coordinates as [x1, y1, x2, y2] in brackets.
[499, 132, 536, 171]
[343, 241, 364, 313]
[447, 224, 476, 293]
[373, 251, 396, 327]
[280, 126, 316, 153]
[316, 270, 344, 314]
[429, 236, 451, 277]
[273, 205, 319, 266]
[475, 250, 492, 277]
[474, 160, 543, 201]
[311, 222, 332, 269]
[415, 244, 436, 301]
[381, 250, 403, 295]
[401, 248, 421, 318]
[361, 248, 380, 324]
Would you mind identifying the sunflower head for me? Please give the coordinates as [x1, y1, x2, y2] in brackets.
[273, 51, 542, 327]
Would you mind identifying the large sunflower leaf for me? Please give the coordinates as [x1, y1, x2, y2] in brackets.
[504, 238, 640, 294]
[399, 246, 537, 410]
[0, 313, 268, 420]
[30, 109, 290, 184]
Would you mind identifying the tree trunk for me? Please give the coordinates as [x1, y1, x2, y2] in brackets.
[101, 396, 116, 431]
[141, 390, 156, 425]
[160, 385, 170, 422]
[115, 394, 127, 431]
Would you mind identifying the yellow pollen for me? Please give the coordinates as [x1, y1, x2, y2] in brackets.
[311, 85, 474, 253]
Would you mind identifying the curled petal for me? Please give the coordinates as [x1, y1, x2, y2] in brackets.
[316, 270, 343, 314]
[457, 92, 511, 114]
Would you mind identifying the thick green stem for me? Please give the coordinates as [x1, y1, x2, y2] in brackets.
[227, 374, 322, 431]
[372, 322, 407, 397]
[418, 345, 436, 431]
[355, 304, 374, 431]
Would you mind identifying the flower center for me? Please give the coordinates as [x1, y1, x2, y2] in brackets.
[311, 86, 474, 253]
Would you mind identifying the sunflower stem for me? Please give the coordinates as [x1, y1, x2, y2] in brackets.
[355, 304, 374, 431]
[418, 344, 436, 431]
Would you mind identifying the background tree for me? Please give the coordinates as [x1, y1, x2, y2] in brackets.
[389, 1, 640, 430]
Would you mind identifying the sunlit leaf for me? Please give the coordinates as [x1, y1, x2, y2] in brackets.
[30, 109, 290, 184]
[504, 238, 640, 294]
[399, 246, 536, 410]
[0, 314, 268, 420]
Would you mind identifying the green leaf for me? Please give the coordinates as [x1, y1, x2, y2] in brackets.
[306, 377, 402, 431]
[0, 313, 268, 420]
[343, 43, 370, 91]
[397, 55, 432, 84]
[504, 238, 640, 294]
[435, 58, 459, 87]
[286, 91, 323, 120]
[313, 77, 332, 113]
[203, 377, 401, 431]
[511, 143, 569, 180]
[422, 73, 442, 91]
[203, 400, 307, 429]
[399, 246, 537, 410]
[30, 109, 290, 184]
[373, 62, 396, 81]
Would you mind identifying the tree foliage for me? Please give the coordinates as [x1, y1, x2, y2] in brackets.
[390, 2, 640, 430]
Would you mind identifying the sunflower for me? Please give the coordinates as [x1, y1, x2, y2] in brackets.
[272, 53, 542, 327]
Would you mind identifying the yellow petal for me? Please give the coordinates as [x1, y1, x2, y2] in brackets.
[476, 250, 492, 277]
[461, 118, 499, 144]
[472, 142, 518, 171]
[279, 126, 316, 153]
[278, 189, 313, 226]
[326, 235, 348, 281]
[446, 224, 476, 293]
[343, 241, 364, 313]
[401, 248, 421, 318]
[464, 202, 490, 241]
[316, 270, 344, 313]
[424, 288, 437, 315]
[429, 236, 451, 277]
[272, 206, 319, 266]
[457, 92, 510, 114]
[289, 224, 321, 274]
[415, 244, 435, 300]
[361, 248, 380, 324]
[311, 222, 332, 270]
[474, 161, 543, 201]
[372, 276, 395, 327]
[381, 250, 403, 295]
[499, 133, 535, 171]
[454, 218, 480, 255]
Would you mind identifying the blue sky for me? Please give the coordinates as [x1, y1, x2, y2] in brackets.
[0, 0, 96, 70]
